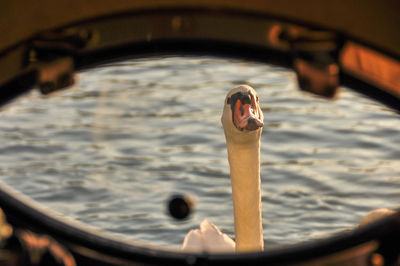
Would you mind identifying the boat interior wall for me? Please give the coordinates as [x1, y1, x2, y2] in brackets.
[0, 2, 399, 265]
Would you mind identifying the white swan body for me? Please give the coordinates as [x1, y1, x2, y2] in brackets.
[358, 208, 396, 227]
[182, 219, 235, 253]
[182, 85, 264, 253]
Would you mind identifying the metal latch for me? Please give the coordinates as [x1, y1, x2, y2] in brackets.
[271, 25, 342, 98]
[26, 29, 94, 94]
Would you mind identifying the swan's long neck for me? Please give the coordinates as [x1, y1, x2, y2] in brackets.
[227, 138, 263, 252]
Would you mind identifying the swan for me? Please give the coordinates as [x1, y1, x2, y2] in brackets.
[358, 208, 396, 227]
[182, 85, 264, 253]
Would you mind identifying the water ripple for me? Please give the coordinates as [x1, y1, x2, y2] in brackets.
[0, 56, 399, 250]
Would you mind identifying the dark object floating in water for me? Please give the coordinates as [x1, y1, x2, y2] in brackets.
[168, 194, 194, 220]
[0, 1, 400, 265]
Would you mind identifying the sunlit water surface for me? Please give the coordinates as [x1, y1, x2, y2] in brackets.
[0, 57, 399, 250]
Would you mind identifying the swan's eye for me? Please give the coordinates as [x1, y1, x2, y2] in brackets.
[250, 96, 258, 112]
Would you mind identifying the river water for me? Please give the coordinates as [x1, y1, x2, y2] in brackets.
[0, 56, 399, 250]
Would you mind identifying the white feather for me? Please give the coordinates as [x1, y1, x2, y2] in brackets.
[182, 219, 235, 253]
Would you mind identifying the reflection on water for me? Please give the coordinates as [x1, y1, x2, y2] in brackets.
[0, 56, 399, 249]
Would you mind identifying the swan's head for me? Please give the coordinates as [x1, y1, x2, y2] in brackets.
[221, 85, 264, 143]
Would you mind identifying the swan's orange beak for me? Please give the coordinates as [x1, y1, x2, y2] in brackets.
[233, 97, 263, 131]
